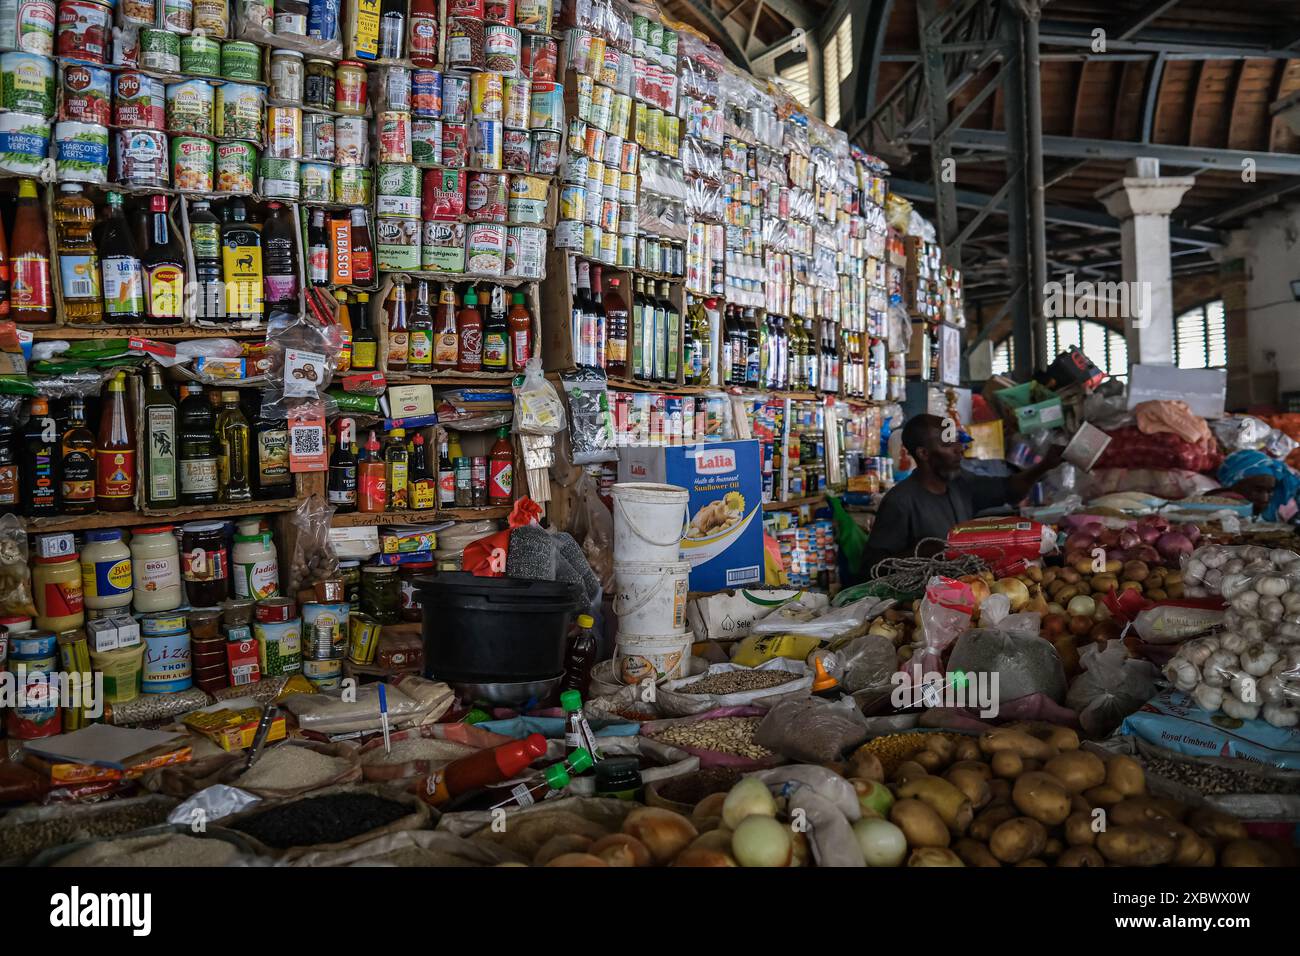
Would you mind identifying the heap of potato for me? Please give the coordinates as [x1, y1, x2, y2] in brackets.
[870, 724, 1288, 867]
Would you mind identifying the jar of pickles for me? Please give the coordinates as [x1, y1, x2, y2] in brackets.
[361, 566, 400, 624]
[338, 560, 361, 607]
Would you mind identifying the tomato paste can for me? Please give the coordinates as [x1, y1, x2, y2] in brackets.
[335, 60, 367, 115]
[302, 111, 335, 161]
[505, 226, 545, 279]
[114, 71, 165, 129]
[470, 119, 501, 169]
[521, 33, 557, 82]
[441, 71, 469, 122]
[221, 41, 262, 82]
[502, 74, 530, 129]
[528, 80, 562, 131]
[215, 140, 256, 192]
[466, 171, 507, 223]
[421, 220, 465, 272]
[57, 0, 111, 64]
[165, 79, 215, 136]
[469, 70, 502, 121]
[15, 0, 55, 56]
[334, 114, 367, 165]
[447, 0, 483, 15]
[262, 157, 300, 198]
[299, 161, 333, 201]
[2, 52, 55, 118]
[422, 167, 466, 220]
[377, 109, 412, 163]
[483, 0, 512, 25]
[60, 63, 109, 124]
[502, 127, 530, 171]
[465, 223, 506, 276]
[483, 25, 520, 74]
[412, 69, 442, 117]
[180, 33, 220, 76]
[171, 135, 213, 190]
[114, 128, 169, 186]
[412, 118, 441, 164]
[266, 104, 303, 159]
[441, 121, 468, 168]
[140, 27, 180, 72]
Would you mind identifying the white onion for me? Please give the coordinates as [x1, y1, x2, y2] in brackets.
[852, 817, 908, 867]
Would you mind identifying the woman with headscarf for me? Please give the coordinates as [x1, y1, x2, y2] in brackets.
[1215, 450, 1300, 521]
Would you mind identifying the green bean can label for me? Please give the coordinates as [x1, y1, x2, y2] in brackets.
[221, 41, 262, 82]
[180, 34, 220, 76]
[1, 52, 54, 116]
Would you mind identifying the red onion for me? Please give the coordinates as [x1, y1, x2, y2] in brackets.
[1119, 530, 1141, 550]
[1184, 523, 1201, 543]
[1131, 545, 1161, 564]
[1064, 532, 1096, 553]
[1082, 522, 1105, 539]
[1155, 532, 1195, 564]
[1137, 525, 1162, 545]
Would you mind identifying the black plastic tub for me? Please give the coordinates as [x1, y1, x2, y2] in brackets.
[415, 573, 581, 682]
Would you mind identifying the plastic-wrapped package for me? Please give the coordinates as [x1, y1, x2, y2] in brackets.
[514, 358, 566, 435]
[753, 696, 871, 764]
[285, 495, 340, 593]
[560, 368, 616, 464]
[260, 305, 345, 418]
[281, 677, 453, 734]
[1066, 641, 1159, 738]
[0, 513, 35, 617]
[944, 624, 1068, 706]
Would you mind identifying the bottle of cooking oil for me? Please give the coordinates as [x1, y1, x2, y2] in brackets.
[53, 183, 103, 325]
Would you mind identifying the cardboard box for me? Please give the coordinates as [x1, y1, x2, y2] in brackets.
[686, 588, 829, 642]
[993, 381, 1064, 433]
[618, 440, 764, 592]
[964, 420, 1005, 461]
[1127, 365, 1227, 419]
[183, 707, 286, 751]
[386, 384, 436, 419]
[380, 527, 438, 554]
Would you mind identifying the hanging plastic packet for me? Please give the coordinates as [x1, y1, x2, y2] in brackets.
[560, 367, 615, 464]
[513, 357, 565, 435]
[260, 306, 345, 418]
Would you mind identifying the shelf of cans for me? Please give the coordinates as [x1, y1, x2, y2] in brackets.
[769, 518, 838, 589]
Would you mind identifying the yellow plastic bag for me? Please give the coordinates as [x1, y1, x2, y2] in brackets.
[731, 633, 821, 668]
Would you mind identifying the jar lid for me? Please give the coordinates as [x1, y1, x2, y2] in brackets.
[363, 565, 397, 575]
[181, 521, 226, 533]
[85, 529, 123, 543]
[594, 757, 642, 790]
[339, 560, 360, 568]
[134, 525, 176, 534]
[271, 48, 304, 58]
[34, 553, 78, 563]
[235, 532, 272, 544]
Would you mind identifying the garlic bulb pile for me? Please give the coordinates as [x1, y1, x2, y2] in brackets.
[1182, 544, 1300, 598]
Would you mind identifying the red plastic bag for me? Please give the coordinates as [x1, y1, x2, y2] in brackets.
[945, 517, 1054, 575]
[461, 497, 544, 576]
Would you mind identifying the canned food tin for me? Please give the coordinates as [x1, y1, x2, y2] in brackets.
[2, 52, 54, 118]
[584, 124, 605, 161]
[466, 171, 507, 222]
[171, 135, 214, 190]
[531, 129, 561, 174]
[470, 119, 501, 169]
[483, 0, 512, 24]
[522, 34, 557, 82]
[60, 63, 110, 124]
[221, 41, 262, 82]
[423, 167, 466, 219]
[140, 611, 188, 636]
[572, 73, 593, 122]
[8, 630, 57, 658]
[299, 161, 332, 201]
[261, 157, 300, 198]
[591, 84, 613, 132]
[55, 120, 108, 183]
[447, 0, 483, 14]
[58, 1, 113, 65]
[618, 232, 635, 266]
[515, 0, 552, 33]
[255, 596, 297, 624]
[348, 613, 381, 665]
[267, 105, 302, 158]
[602, 161, 619, 192]
[305, 58, 335, 109]
[334, 114, 367, 166]
[335, 60, 367, 115]
[441, 72, 469, 122]
[378, 110, 412, 163]
[165, 79, 215, 136]
[598, 228, 616, 264]
[215, 140, 256, 192]
[469, 71, 503, 121]
[181, 34, 220, 76]
[620, 140, 638, 173]
[562, 152, 587, 185]
[505, 226, 545, 279]
[192, 0, 227, 37]
[114, 128, 168, 186]
[484, 25, 521, 74]
[334, 165, 372, 204]
[114, 72, 165, 129]
[377, 163, 420, 216]
[441, 121, 468, 168]
[502, 126, 530, 171]
[378, 64, 410, 111]
[599, 197, 618, 232]
[302, 657, 342, 680]
[13, 0, 54, 56]
[302, 111, 334, 161]
[412, 118, 442, 164]
[119, 0, 155, 26]
[618, 201, 637, 232]
[508, 174, 547, 223]
[376, 217, 420, 270]
[553, 218, 582, 249]
[602, 133, 622, 169]
[446, 17, 485, 71]
[502, 75, 530, 129]
[421, 220, 465, 271]
[559, 183, 585, 222]
[269, 49, 306, 103]
[255, 618, 301, 676]
[466, 223, 506, 275]
[620, 171, 637, 202]
[140, 27, 180, 72]
[529, 80, 563, 131]
[412, 69, 442, 117]
[215, 82, 263, 141]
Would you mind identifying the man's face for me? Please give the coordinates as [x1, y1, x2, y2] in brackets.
[1234, 474, 1276, 514]
[922, 429, 966, 481]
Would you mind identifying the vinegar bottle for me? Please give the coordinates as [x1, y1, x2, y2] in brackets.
[53, 183, 102, 325]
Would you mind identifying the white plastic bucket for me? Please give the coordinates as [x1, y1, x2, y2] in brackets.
[615, 631, 692, 685]
[612, 482, 688, 564]
[614, 560, 690, 635]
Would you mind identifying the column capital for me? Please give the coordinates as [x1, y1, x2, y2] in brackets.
[1095, 175, 1196, 219]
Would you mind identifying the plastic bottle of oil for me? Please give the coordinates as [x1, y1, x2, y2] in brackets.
[53, 184, 103, 325]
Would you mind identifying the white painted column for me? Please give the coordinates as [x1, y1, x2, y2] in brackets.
[1094, 158, 1195, 366]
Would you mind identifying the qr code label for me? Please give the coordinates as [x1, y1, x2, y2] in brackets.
[292, 426, 324, 457]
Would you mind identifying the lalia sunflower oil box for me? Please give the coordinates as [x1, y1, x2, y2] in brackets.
[618, 440, 764, 592]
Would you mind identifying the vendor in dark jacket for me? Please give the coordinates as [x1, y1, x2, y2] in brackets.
[861, 414, 1063, 570]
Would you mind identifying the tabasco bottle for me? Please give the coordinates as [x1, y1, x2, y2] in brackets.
[96, 371, 136, 512]
[434, 283, 458, 370]
[508, 291, 532, 371]
[488, 426, 512, 504]
[359, 430, 387, 512]
[457, 287, 483, 372]
[142, 195, 186, 324]
[11, 178, 52, 324]
[351, 293, 378, 371]
[385, 281, 410, 372]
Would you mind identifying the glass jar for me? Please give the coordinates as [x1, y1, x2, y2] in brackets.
[223, 597, 256, 627]
[130, 525, 183, 613]
[33, 554, 85, 632]
[80, 529, 133, 612]
[269, 49, 305, 104]
[594, 757, 643, 800]
[398, 563, 432, 622]
[305, 58, 335, 109]
[180, 521, 230, 608]
[335, 60, 368, 115]
[339, 560, 361, 606]
[361, 566, 400, 624]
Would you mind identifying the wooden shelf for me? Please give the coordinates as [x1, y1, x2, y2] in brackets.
[24, 325, 267, 340]
[763, 494, 827, 512]
[23, 498, 302, 533]
[610, 378, 711, 394]
[387, 373, 517, 387]
[330, 507, 508, 526]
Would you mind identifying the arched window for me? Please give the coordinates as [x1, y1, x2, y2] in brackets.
[1174, 300, 1227, 369]
[991, 319, 1129, 380]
